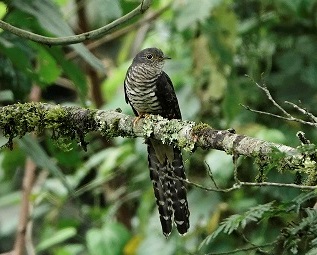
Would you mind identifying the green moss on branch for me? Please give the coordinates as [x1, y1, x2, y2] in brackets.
[0, 103, 97, 151]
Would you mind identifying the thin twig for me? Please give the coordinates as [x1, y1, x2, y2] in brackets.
[204, 161, 219, 189]
[232, 154, 240, 184]
[186, 179, 317, 192]
[241, 104, 292, 120]
[167, 173, 317, 193]
[246, 75, 292, 117]
[285, 101, 317, 123]
[241, 104, 317, 127]
[244, 76, 317, 128]
[208, 179, 315, 191]
[204, 242, 274, 255]
[238, 181, 316, 190]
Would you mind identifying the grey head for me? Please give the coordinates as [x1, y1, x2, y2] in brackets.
[132, 48, 171, 69]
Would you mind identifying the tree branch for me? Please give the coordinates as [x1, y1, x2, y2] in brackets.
[243, 75, 317, 127]
[65, 3, 171, 60]
[0, 0, 152, 46]
[13, 158, 36, 255]
[0, 103, 298, 159]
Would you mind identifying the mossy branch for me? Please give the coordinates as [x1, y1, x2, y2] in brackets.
[5, 103, 317, 185]
[0, 102, 298, 157]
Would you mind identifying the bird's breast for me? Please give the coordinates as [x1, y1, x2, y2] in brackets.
[125, 66, 163, 115]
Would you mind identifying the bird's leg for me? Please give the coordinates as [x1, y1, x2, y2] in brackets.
[133, 113, 151, 126]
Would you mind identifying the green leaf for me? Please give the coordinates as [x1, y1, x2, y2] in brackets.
[136, 188, 155, 232]
[290, 191, 317, 213]
[36, 227, 77, 252]
[223, 79, 241, 123]
[35, 46, 62, 85]
[205, 150, 234, 185]
[281, 208, 317, 254]
[136, 230, 176, 255]
[301, 64, 317, 87]
[307, 248, 317, 255]
[0, 90, 14, 102]
[254, 127, 286, 144]
[54, 244, 85, 255]
[98, 145, 133, 176]
[173, 0, 222, 31]
[88, 0, 122, 27]
[276, 0, 301, 16]
[18, 135, 74, 196]
[72, 144, 133, 197]
[0, 36, 35, 78]
[0, 146, 25, 178]
[101, 63, 129, 102]
[199, 201, 275, 250]
[0, 2, 7, 20]
[86, 222, 131, 255]
[46, 139, 81, 169]
[12, 0, 104, 71]
[46, 46, 88, 101]
[0, 191, 21, 207]
[53, 0, 68, 6]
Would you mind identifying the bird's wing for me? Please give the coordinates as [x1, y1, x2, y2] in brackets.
[155, 71, 182, 120]
[149, 71, 190, 234]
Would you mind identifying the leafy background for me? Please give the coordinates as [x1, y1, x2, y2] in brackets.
[1, 0, 317, 254]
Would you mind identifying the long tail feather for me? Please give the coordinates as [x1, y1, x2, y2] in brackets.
[148, 142, 173, 237]
[147, 141, 189, 236]
[169, 148, 190, 234]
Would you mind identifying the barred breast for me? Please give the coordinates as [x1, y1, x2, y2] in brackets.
[124, 64, 162, 115]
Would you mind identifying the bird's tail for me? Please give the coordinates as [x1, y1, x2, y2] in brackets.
[168, 146, 190, 235]
[147, 140, 190, 236]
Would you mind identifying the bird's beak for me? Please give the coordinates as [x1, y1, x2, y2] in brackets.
[163, 55, 171, 60]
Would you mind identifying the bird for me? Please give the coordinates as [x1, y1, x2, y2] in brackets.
[124, 47, 190, 237]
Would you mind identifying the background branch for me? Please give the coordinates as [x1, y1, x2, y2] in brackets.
[66, 3, 171, 60]
[0, 0, 152, 46]
[13, 158, 36, 255]
[243, 76, 317, 127]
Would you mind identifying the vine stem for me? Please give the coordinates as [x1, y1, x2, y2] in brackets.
[0, 0, 153, 46]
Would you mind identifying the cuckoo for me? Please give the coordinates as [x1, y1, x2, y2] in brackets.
[124, 47, 190, 236]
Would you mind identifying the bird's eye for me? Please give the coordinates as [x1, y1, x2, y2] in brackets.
[146, 54, 153, 60]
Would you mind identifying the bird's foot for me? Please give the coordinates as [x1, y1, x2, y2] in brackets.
[133, 113, 151, 126]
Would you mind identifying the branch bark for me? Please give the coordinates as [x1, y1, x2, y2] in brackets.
[13, 158, 36, 255]
[0, 103, 298, 158]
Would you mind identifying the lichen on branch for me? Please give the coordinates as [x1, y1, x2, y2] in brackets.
[0, 102, 298, 158]
[5, 102, 317, 184]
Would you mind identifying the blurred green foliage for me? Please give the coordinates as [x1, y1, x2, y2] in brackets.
[1, 0, 317, 254]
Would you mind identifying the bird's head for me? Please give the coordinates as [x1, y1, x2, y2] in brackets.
[132, 48, 171, 70]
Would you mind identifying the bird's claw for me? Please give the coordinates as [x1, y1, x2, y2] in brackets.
[133, 113, 151, 126]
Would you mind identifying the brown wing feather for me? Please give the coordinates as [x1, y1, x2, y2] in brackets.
[155, 71, 182, 120]
[151, 72, 189, 235]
